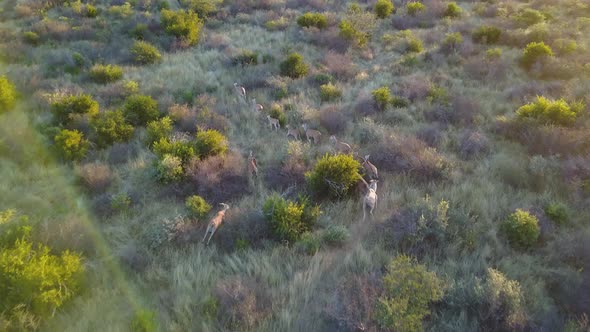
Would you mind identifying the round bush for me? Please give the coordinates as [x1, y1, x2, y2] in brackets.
[521, 42, 553, 69]
[262, 194, 320, 243]
[444, 2, 462, 18]
[51, 94, 99, 124]
[146, 116, 173, 145]
[0, 75, 17, 112]
[319, 83, 342, 102]
[152, 137, 196, 163]
[280, 53, 309, 79]
[156, 154, 184, 182]
[544, 202, 568, 225]
[406, 37, 424, 53]
[22, 31, 40, 45]
[322, 225, 350, 247]
[268, 104, 286, 127]
[406, 2, 425, 16]
[195, 129, 227, 158]
[85, 4, 98, 18]
[516, 8, 545, 27]
[516, 96, 583, 126]
[92, 109, 134, 147]
[131, 41, 162, 65]
[297, 12, 328, 29]
[185, 195, 211, 219]
[501, 209, 540, 248]
[89, 64, 123, 84]
[231, 50, 258, 66]
[375, 0, 394, 19]
[123, 94, 159, 126]
[306, 154, 362, 199]
[160, 9, 203, 46]
[372, 86, 391, 111]
[472, 26, 501, 44]
[54, 129, 90, 161]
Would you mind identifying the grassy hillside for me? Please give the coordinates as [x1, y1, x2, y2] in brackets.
[1, 0, 589, 330]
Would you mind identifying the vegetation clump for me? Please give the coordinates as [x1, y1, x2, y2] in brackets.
[501, 209, 540, 248]
[319, 83, 342, 102]
[51, 94, 99, 124]
[443, 2, 462, 18]
[375, 0, 394, 19]
[231, 50, 258, 66]
[297, 12, 328, 29]
[146, 116, 173, 146]
[262, 194, 320, 243]
[544, 202, 568, 225]
[92, 110, 135, 147]
[306, 154, 362, 199]
[89, 64, 123, 84]
[130, 309, 158, 332]
[521, 42, 553, 69]
[339, 4, 376, 47]
[516, 96, 584, 126]
[131, 41, 162, 64]
[54, 129, 90, 161]
[185, 195, 211, 219]
[123, 95, 159, 126]
[160, 9, 203, 46]
[406, 2, 426, 16]
[472, 26, 501, 44]
[372, 86, 391, 110]
[22, 31, 40, 45]
[0, 75, 17, 112]
[279, 53, 309, 79]
[195, 129, 228, 158]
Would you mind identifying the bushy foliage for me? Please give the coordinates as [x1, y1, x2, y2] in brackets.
[160, 9, 203, 46]
[375, 255, 444, 331]
[375, 0, 394, 19]
[51, 94, 99, 124]
[195, 129, 227, 158]
[22, 31, 40, 45]
[322, 225, 350, 247]
[407, 36, 424, 53]
[521, 42, 553, 69]
[515, 8, 545, 27]
[180, 0, 222, 17]
[130, 41, 162, 65]
[0, 75, 17, 112]
[472, 26, 501, 44]
[339, 4, 376, 47]
[372, 86, 391, 111]
[265, 17, 289, 31]
[516, 96, 584, 126]
[155, 154, 184, 182]
[544, 202, 568, 225]
[296, 232, 321, 255]
[123, 94, 159, 126]
[279, 53, 309, 79]
[130, 309, 157, 332]
[306, 154, 362, 199]
[92, 110, 134, 147]
[319, 83, 342, 102]
[268, 104, 287, 127]
[444, 2, 462, 18]
[54, 129, 90, 161]
[146, 116, 173, 145]
[406, 2, 426, 16]
[89, 64, 123, 84]
[554, 39, 577, 55]
[441, 32, 463, 53]
[479, 268, 527, 329]
[262, 194, 320, 243]
[85, 4, 98, 18]
[231, 50, 258, 66]
[297, 12, 328, 29]
[153, 138, 196, 163]
[501, 209, 540, 248]
[185, 195, 211, 219]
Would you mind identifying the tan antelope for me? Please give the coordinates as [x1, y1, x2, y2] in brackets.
[233, 82, 246, 102]
[361, 154, 378, 180]
[248, 151, 258, 178]
[330, 135, 352, 154]
[302, 123, 321, 144]
[362, 179, 378, 221]
[251, 98, 264, 112]
[285, 125, 300, 140]
[267, 115, 280, 131]
[202, 203, 230, 245]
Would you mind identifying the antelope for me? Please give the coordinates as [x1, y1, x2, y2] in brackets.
[330, 135, 352, 154]
[202, 203, 230, 245]
[361, 154, 378, 180]
[248, 150, 258, 178]
[251, 98, 264, 112]
[285, 125, 300, 140]
[233, 82, 246, 102]
[301, 123, 321, 144]
[362, 179, 378, 221]
[267, 115, 280, 131]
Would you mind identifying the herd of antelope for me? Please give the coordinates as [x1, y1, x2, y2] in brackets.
[202, 82, 381, 245]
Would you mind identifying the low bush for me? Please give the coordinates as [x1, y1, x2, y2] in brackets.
[0, 76, 17, 112]
[375, 255, 444, 331]
[478, 268, 527, 330]
[77, 162, 113, 194]
[319, 106, 347, 134]
[554, 39, 577, 56]
[146, 116, 173, 146]
[185, 195, 211, 219]
[195, 129, 227, 158]
[155, 154, 184, 182]
[441, 32, 462, 53]
[279, 53, 309, 79]
[516, 96, 584, 126]
[323, 51, 356, 79]
[458, 130, 489, 159]
[160, 9, 203, 46]
[231, 50, 258, 66]
[443, 2, 462, 18]
[130, 41, 162, 65]
[313, 73, 335, 86]
[262, 194, 320, 243]
[521, 42, 553, 70]
[319, 83, 342, 102]
[544, 203, 568, 225]
[375, 0, 394, 19]
[89, 64, 123, 84]
[51, 94, 99, 124]
[85, 4, 98, 18]
[515, 8, 545, 27]
[130, 309, 157, 332]
[92, 110, 134, 147]
[54, 129, 90, 161]
[372, 86, 391, 111]
[501, 209, 540, 248]
[153, 137, 196, 163]
[406, 36, 424, 53]
[22, 31, 40, 45]
[406, 2, 426, 16]
[322, 224, 350, 246]
[123, 94, 159, 126]
[472, 25, 501, 44]
[264, 17, 289, 31]
[339, 5, 376, 48]
[268, 104, 287, 127]
[297, 12, 328, 29]
[306, 154, 362, 199]
[129, 24, 148, 40]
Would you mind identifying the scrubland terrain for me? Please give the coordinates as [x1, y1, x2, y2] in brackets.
[1, 0, 590, 331]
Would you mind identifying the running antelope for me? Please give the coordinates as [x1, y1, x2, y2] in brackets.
[202, 203, 230, 245]
[233, 83, 246, 102]
[330, 135, 352, 154]
[302, 123, 321, 144]
[362, 180, 378, 221]
[251, 98, 263, 112]
[248, 151, 258, 178]
[267, 115, 280, 131]
[285, 125, 300, 140]
[361, 154, 378, 180]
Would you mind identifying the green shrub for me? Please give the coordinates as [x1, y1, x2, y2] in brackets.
[322, 225, 350, 247]
[443, 2, 462, 18]
[195, 129, 227, 158]
[130, 23, 148, 40]
[296, 232, 321, 255]
[89, 64, 123, 84]
[262, 194, 320, 243]
[313, 73, 335, 86]
[22, 31, 40, 45]
[111, 192, 132, 213]
[297, 12, 328, 29]
[441, 32, 463, 52]
[51, 94, 99, 124]
[185, 195, 211, 219]
[554, 39, 577, 56]
[501, 209, 540, 248]
[391, 96, 409, 108]
[123, 95, 159, 126]
[130, 309, 157, 332]
[375, 0, 394, 19]
[407, 36, 424, 53]
[131, 41, 162, 65]
[268, 104, 287, 127]
[486, 47, 502, 60]
[306, 154, 362, 199]
[406, 2, 426, 16]
[516, 8, 545, 26]
[146, 116, 173, 145]
[0, 76, 17, 112]
[544, 202, 568, 225]
[180, 0, 222, 17]
[92, 109, 134, 147]
[521, 42, 553, 69]
[231, 50, 258, 66]
[472, 26, 501, 44]
[375, 255, 444, 331]
[160, 9, 203, 46]
[372, 86, 391, 110]
[54, 129, 89, 161]
[153, 138, 196, 163]
[516, 96, 583, 126]
[156, 154, 184, 182]
[339, 6, 376, 47]
[85, 4, 98, 17]
[319, 83, 342, 102]
[265, 17, 289, 31]
[280, 53, 309, 79]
